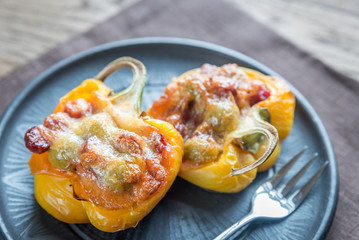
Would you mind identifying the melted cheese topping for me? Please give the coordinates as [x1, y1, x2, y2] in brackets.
[149, 64, 270, 166]
[27, 97, 170, 209]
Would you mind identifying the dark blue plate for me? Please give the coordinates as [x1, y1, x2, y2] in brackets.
[0, 38, 338, 240]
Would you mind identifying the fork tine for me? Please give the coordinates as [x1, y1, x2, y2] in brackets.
[289, 161, 329, 207]
[277, 153, 318, 196]
[266, 146, 307, 188]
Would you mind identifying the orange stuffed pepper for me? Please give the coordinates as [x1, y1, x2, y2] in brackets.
[24, 57, 183, 232]
[148, 63, 295, 193]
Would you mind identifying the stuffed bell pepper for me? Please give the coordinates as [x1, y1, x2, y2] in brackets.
[148, 63, 295, 193]
[24, 57, 183, 232]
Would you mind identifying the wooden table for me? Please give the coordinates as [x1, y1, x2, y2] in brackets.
[0, 0, 358, 81]
[0, 1, 357, 240]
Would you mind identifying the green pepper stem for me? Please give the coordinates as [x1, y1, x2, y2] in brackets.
[95, 57, 147, 115]
[230, 107, 279, 176]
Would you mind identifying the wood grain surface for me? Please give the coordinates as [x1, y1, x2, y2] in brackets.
[229, 0, 359, 81]
[0, 0, 136, 77]
[0, 0, 359, 81]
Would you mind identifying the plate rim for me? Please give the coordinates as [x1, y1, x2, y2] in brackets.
[0, 37, 338, 240]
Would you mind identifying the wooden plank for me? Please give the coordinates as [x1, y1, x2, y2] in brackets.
[0, 0, 138, 77]
[0, 0, 358, 82]
[227, 0, 359, 81]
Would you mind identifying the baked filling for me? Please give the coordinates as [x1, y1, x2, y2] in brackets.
[149, 63, 271, 166]
[25, 97, 170, 209]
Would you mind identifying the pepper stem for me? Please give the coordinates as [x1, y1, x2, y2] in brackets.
[95, 57, 147, 115]
[230, 107, 279, 176]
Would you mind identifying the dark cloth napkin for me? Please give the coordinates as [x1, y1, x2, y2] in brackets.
[0, 0, 358, 238]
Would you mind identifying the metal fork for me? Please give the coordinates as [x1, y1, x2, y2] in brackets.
[215, 147, 328, 240]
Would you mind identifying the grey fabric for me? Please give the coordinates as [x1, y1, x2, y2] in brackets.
[0, 0, 358, 238]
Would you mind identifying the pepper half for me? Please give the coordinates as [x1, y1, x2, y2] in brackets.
[25, 57, 183, 232]
[148, 64, 295, 193]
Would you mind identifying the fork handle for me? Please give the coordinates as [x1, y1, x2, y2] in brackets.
[214, 212, 258, 240]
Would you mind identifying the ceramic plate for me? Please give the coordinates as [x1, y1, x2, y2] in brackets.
[0, 38, 338, 240]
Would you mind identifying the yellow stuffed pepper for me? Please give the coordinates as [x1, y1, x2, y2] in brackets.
[24, 57, 183, 232]
[148, 63, 295, 193]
